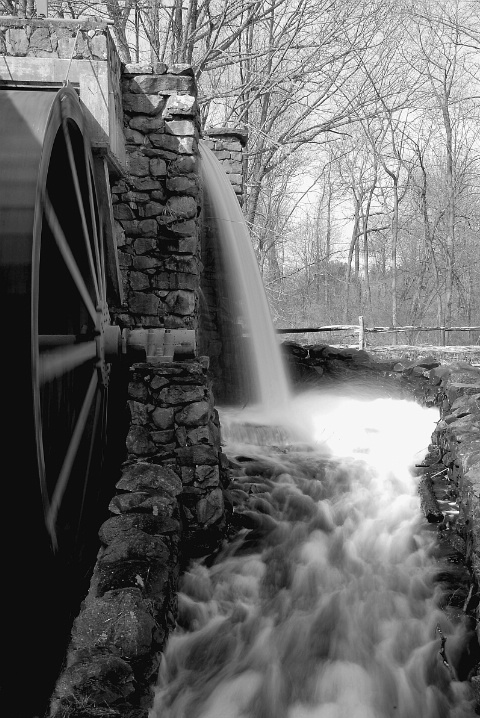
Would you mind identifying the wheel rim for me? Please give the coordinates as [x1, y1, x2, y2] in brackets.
[0, 83, 123, 714]
[32, 87, 111, 550]
[0, 85, 121, 552]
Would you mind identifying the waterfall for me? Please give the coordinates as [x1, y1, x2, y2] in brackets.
[199, 141, 290, 413]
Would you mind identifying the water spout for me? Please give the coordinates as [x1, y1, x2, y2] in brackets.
[199, 141, 290, 413]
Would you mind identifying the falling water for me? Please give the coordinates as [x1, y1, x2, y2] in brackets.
[150, 388, 476, 718]
[199, 141, 290, 412]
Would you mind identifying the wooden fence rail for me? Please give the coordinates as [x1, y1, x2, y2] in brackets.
[276, 316, 480, 350]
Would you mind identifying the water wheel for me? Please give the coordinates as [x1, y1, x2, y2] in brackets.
[0, 85, 125, 715]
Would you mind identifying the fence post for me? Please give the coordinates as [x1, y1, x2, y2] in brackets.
[358, 316, 365, 350]
[441, 328, 446, 346]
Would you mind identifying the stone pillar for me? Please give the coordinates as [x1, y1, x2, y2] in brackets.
[203, 126, 248, 206]
[113, 64, 202, 336]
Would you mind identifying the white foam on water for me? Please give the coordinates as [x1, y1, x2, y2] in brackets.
[150, 390, 475, 718]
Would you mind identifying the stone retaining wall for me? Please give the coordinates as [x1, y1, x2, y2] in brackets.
[50, 358, 228, 717]
[390, 357, 480, 704]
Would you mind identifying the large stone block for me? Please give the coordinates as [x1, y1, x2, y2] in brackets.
[168, 155, 197, 174]
[221, 160, 243, 174]
[5, 28, 28, 55]
[129, 271, 150, 291]
[52, 654, 134, 704]
[99, 514, 180, 544]
[29, 27, 53, 52]
[163, 236, 198, 254]
[175, 401, 210, 426]
[175, 445, 219, 465]
[167, 63, 195, 76]
[99, 532, 169, 563]
[144, 200, 166, 217]
[117, 462, 182, 496]
[134, 237, 157, 254]
[128, 75, 171, 94]
[152, 407, 175, 429]
[73, 589, 156, 660]
[126, 425, 156, 455]
[123, 93, 166, 115]
[150, 133, 195, 154]
[151, 272, 197, 291]
[113, 203, 135, 220]
[157, 385, 205, 405]
[138, 219, 159, 236]
[166, 175, 199, 195]
[89, 33, 108, 59]
[150, 157, 167, 176]
[129, 114, 165, 133]
[126, 153, 150, 176]
[196, 488, 224, 525]
[133, 255, 158, 270]
[152, 74, 195, 93]
[109, 492, 176, 516]
[124, 127, 146, 145]
[165, 219, 197, 237]
[161, 255, 200, 274]
[165, 195, 197, 220]
[129, 292, 161, 315]
[128, 399, 150, 424]
[195, 465, 220, 487]
[123, 63, 154, 74]
[164, 289, 196, 315]
[165, 119, 197, 136]
[164, 94, 197, 116]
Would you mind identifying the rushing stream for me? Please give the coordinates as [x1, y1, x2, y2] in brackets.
[150, 389, 476, 718]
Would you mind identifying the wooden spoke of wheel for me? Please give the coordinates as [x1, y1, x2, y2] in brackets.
[39, 341, 98, 385]
[39, 335, 77, 348]
[76, 387, 104, 541]
[61, 115, 101, 305]
[84, 148, 105, 299]
[45, 369, 99, 546]
[43, 192, 99, 326]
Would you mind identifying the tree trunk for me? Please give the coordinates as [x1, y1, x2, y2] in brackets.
[344, 194, 360, 322]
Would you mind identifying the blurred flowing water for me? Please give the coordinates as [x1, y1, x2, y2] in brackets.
[198, 141, 290, 411]
[150, 389, 477, 718]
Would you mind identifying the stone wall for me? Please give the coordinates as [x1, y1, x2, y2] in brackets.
[203, 126, 247, 205]
[113, 64, 202, 335]
[388, 357, 480, 707]
[50, 359, 228, 717]
[0, 16, 110, 59]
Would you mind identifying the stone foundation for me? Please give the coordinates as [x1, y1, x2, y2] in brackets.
[49, 358, 229, 717]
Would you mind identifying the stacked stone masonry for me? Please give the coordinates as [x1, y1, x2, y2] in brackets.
[50, 359, 228, 717]
[0, 16, 111, 59]
[203, 127, 247, 205]
[114, 63, 202, 331]
[388, 356, 480, 706]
